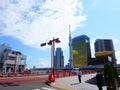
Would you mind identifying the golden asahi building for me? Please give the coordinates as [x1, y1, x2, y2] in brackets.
[72, 35, 91, 67]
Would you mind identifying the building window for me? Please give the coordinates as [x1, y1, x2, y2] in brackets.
[8, 56, 16, 60]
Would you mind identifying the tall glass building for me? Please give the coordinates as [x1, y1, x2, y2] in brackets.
[72, 35, 91, 67]
[55, 47, 64, 68]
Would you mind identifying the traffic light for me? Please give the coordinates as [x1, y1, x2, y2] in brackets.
[48, 40, 52, 45]
[40, 43, 46, 47]
[55, 38, 60, 43]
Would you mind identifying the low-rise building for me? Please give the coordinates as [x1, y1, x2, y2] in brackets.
[0, 43, 27, 73]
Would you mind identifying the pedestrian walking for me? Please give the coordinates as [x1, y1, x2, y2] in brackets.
[96, 70, 104, 90]
[78, 69, 82, 83]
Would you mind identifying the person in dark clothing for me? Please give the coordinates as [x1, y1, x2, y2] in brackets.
[78, 69, 82, 83]
[96, 70, 104, 90]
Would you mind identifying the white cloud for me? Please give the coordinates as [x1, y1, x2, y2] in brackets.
[116, 51, 120, 64]
[0, 0, 87, 68]
[90, 38, 96, 57]
[27, 57, 51, 69]
[112, 38, 120, 64]
[90, 39, 95, 50]
[27, 56, 32, 59]
[38, 57, 51, 68]
[112, 38, 120, 45]
[0, 0, 86, 49]
[91, 0, 100, 7]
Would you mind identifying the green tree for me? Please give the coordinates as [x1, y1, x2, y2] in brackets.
[104, 62, 118, 89]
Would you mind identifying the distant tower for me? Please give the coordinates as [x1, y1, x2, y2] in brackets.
[68, 25, 73, 67]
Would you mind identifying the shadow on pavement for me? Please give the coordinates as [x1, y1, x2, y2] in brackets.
[85, 76, 106, 86]
[0, 83, 20, 87]
[71, 82, 80, 85]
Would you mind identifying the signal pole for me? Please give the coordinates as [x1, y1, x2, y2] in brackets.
[41, 37, 60, 82]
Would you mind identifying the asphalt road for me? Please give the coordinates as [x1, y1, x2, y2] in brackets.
[0, 81, 62, 90]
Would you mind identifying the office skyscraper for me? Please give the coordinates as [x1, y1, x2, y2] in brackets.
[72, 35, 91, 67]
[55, 47, 64, 68]
[94, 39, 116, 64]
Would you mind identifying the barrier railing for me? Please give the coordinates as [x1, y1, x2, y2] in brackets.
[0, 69, 96, 78]
[54, 70, 96, 78]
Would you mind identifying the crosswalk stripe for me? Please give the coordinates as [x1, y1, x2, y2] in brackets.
[34, 87, 57, 90]
[34, 89, 41, 90]
[41, 87, 57, 90]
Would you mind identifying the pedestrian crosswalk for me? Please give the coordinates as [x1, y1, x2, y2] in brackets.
[34, 87, 57, 90]
[34, 89, 41, 90]
[41, 87, 57, 90]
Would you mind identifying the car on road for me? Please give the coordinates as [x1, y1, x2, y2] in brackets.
[71, 68, 79, 74]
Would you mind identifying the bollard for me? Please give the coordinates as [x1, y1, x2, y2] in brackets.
[8, 73, 10, 77]
[49, 74, 55, 82]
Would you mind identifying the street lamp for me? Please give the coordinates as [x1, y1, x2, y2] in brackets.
[40, 37, 60, 82]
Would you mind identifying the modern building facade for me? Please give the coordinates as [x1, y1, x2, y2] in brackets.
[0, 43, 27, 73]
[72, 35, 91, 67]
[55, 47, 64, 68]
[94, 39, 116, 64]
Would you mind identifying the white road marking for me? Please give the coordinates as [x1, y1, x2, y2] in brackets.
[41, 87, 57, 90]
[34, 89, 41, 90]
[34, 87, 57, 90]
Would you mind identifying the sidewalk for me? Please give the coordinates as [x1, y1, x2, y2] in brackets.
[51, 73, 107, 90]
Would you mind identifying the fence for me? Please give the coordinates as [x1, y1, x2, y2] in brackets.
[0, 69, 96, 78]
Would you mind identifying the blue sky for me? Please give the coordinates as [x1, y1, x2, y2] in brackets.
[0, 0, 120, 69]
